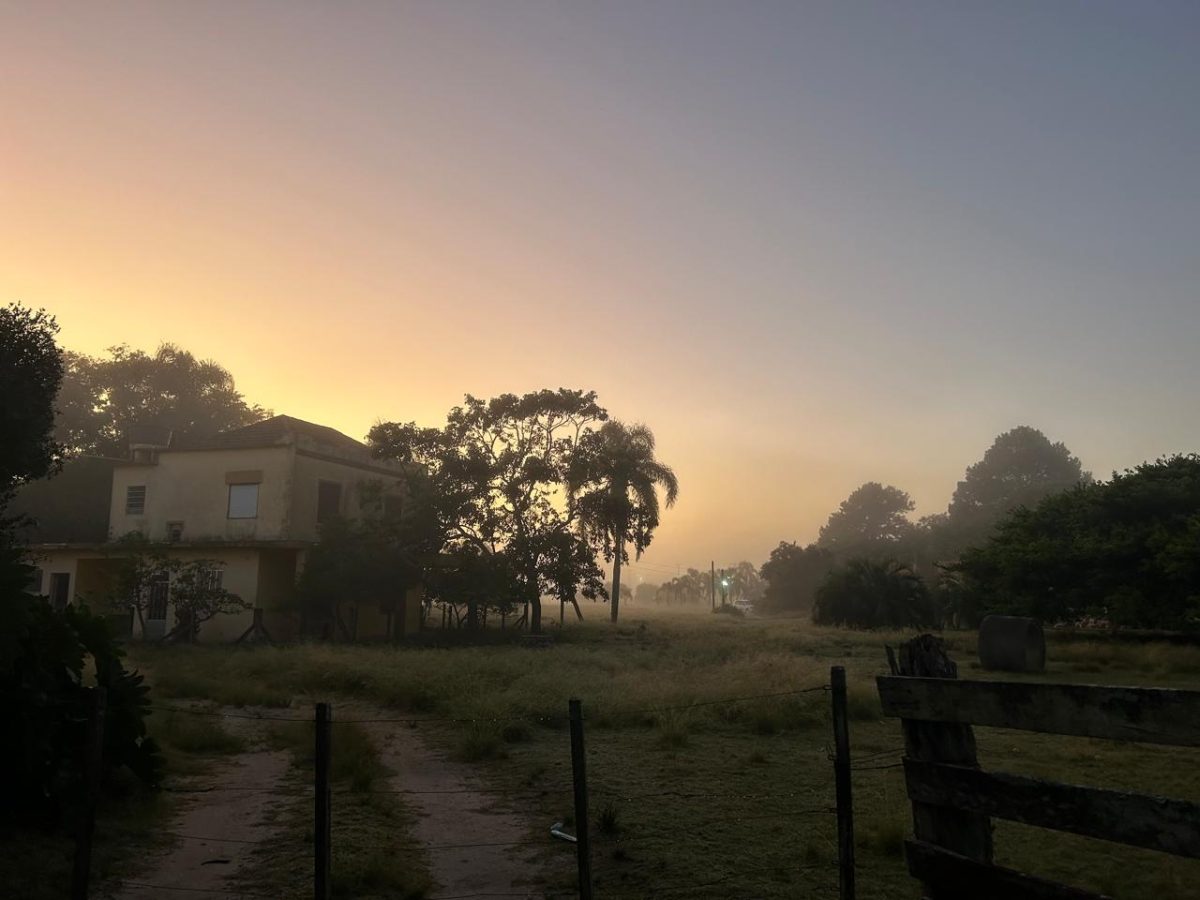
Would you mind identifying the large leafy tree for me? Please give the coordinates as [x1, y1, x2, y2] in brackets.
[0, 303, 64, 503]
[817, 482, 915, 556]
[759, 542, 834, 613]
[0, 309, 160, 829]
[56, 343, 268, 457]
[370, 389, 609, 634]
[952, 455, 1200, 630]
[568, 421, 679, 623]
[945, 426, 1089, 551]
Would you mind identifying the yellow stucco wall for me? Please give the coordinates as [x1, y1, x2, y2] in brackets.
[110, 447, 294, 543]
[289, 452, 406, 542]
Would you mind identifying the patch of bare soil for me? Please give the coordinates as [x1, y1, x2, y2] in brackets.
[107, 714, 292, 899]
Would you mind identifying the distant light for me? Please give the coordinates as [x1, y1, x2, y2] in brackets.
[721, 579, 729, 587]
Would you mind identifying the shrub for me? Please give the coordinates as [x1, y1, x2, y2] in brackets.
[0, 552, 163, 823]
[812, 558, 937, 629]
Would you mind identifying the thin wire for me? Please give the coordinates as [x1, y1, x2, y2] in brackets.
[630, 806, 835, 838]
[111, 881, 277, 898]
[149, 684, 829, 726]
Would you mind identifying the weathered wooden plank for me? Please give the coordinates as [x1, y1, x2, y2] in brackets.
[878, 676, 1200, 746]
[905, 840, 1112, 900]
[894, 636, 994, 881]
[904, 759, 1200, 859]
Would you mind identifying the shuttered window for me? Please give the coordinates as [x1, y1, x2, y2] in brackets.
[126, 485, 147, 515]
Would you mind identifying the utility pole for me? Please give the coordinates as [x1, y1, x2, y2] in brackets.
[710, 561, 716, 611]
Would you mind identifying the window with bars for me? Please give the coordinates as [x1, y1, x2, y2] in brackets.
[147, 574, 170, 621]
[126, 485, 147, 515]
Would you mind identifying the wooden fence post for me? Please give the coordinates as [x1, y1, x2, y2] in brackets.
[315, 702, 332, 900]
[830, 666, 855, 900]
[569, 698, 594, 900]
[71, 686, 107, 900]
[894, 635, 992, 897]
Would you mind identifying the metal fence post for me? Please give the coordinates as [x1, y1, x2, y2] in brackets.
[71, 686, 107, 900]
[831, 666, 855, 900]
[315, 702, 332, 900]
[568, 698, 594, 900]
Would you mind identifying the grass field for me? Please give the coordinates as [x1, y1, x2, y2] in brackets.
[113, 607, 1200, 899]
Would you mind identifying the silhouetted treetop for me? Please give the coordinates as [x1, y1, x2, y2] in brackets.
[817, 482, 915, 555]
[0, 303, 64, 502]
[946, 425, 1090, 541]
[55, 343, 269, 458]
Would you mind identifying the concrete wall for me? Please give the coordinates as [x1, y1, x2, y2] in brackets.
[109, 446, 294, 542]
[289, 451, 406, 542]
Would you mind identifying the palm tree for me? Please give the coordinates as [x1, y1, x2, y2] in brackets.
[569, 421, 679, 623]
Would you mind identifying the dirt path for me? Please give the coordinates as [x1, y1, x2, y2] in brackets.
[109, 715, 292, 900]
[354, 706, 565, 899]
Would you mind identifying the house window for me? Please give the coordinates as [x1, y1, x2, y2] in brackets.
[228, 483, 259, 519]
[198, 566, 224, 592]
[49, 572, 70, 611]
[28, 567, 44, 595]
[166, 521, 185, 542]
[147, 573, 169, 621]
[317, 480, 342, 524]
[126, 485, 147, 515]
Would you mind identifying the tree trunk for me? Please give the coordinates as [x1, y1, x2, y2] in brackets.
[611, 538, 624, 623]
[531, 596, 542, 634]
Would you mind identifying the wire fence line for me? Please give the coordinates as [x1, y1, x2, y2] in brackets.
[145, 682, 831, 726]
[82, 677, 861, 900]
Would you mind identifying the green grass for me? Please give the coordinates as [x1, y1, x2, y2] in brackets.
[242, 719, 433, 899]
[149, 709, 246, 756]
[122, 609, 1200, 899]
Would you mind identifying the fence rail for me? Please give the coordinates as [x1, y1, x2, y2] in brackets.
[878, 634, 1200, 900]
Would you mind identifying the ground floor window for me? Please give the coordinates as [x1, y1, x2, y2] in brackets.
[147, 574, 170, 621]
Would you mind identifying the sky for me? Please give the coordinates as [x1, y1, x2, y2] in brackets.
[4, 1, 1200, 581]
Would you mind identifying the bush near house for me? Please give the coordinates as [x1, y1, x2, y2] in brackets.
[0, 547, 162, 823]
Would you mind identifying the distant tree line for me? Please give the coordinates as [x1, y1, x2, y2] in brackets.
[760, 426, 1093, 627]
[763, 426, 1200, 632]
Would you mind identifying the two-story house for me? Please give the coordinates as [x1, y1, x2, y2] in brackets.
[13, 415, 421, 642]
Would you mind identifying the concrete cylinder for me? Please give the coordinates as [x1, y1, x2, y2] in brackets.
[978, 615, 1046, 673]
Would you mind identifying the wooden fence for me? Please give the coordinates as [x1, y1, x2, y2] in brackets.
[877, 635, 1200, 900]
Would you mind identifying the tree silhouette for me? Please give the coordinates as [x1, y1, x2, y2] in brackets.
[56, 343, 268, 457]
[0, 303, 63, 503]
[371, 389, 609, 634]
[568, 421, 679, 623]
[946, 426, 1089, 549]
[817, 482, 915, 556]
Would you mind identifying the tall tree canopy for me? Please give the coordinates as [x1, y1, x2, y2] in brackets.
[0, 303, 64, 502]
[817, 482, 915, 556]
[945, 426, 1089, 548]
[56, 343, 268, 457]
[952, 455, 1200, 631]
[759, 542, 834, 613]
[568, 421, 678, 622]
[369, 389, 611, 634]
